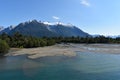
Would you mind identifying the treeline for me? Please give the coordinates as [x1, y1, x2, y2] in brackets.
[61, 36, 120, 44]
[0, 32, 120, 48]
[0, 32, 56, 48]
[1, 32, 120, 55]
[1, 33, 120, 48]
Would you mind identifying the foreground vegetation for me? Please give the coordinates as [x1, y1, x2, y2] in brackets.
[1, 32, 120, 55]
[0, 39, 9, 55]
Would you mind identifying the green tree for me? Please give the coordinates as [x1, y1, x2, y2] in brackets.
[0, 39, 10, 56]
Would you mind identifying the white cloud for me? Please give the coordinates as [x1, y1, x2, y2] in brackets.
[80, 0, 91, 7]
[52, 16, 60, 20]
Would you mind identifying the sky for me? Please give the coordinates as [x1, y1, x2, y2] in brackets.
[0, 0, 120, 36]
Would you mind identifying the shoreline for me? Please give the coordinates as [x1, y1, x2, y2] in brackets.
[6, 43, 120, 59]
[7, 44, 76, 59]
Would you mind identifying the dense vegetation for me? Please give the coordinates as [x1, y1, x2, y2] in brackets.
[61, 36, 120, 44]
[1, 32, 120, 55]
[0, 39, 9, 56]
[0, 32, 56, 48]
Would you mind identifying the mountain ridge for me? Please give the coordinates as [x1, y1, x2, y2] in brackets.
[0, 20, 90, 37]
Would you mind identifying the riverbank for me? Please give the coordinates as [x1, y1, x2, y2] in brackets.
[7, 44, 76, 59]
[77, 44, 120, 54]
[6, 44, 120, 59]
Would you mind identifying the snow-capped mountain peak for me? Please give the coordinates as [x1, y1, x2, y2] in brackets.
[0, 20, 90, 37]
[43, 21, 74, 28]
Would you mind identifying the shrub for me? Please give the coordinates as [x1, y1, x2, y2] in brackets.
[0, 39, 10, 56]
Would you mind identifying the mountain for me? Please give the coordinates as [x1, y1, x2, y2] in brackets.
[0, 20, 90, 37]
[0, 26, 15, 34]
[0, 26, 4, 32]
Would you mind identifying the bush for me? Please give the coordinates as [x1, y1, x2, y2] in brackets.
[0, 39, 10, 56]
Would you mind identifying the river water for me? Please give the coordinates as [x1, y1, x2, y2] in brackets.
[0, 51, 120, 80]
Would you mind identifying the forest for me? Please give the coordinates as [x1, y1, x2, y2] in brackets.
[1, 32, 120, 55]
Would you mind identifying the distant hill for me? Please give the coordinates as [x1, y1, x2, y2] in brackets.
[0, 20, 90, 37]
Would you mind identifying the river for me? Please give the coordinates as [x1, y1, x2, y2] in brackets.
[0, 51, 120, 80]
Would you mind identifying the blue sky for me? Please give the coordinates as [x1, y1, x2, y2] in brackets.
[0, 0, 120, 35]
